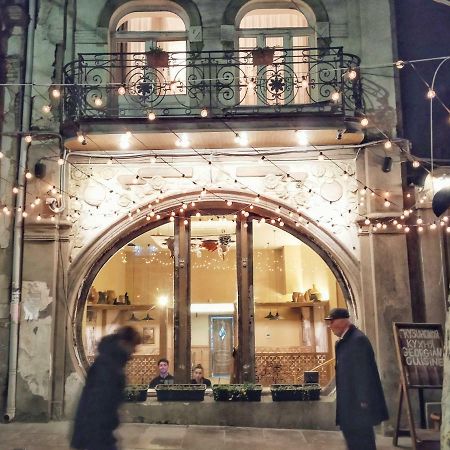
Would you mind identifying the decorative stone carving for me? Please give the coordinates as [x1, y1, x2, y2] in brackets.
[320, 180, 343, 202]
[83, 182, 106, 207]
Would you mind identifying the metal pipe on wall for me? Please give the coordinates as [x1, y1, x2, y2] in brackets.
[4, 0, 37, 423]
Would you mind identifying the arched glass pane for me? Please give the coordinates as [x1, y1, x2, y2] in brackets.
[253, 221, 341, 387]
[240, 8, 308, 29]
[117, 11, 186, 32]
[82, 222, 175, 385]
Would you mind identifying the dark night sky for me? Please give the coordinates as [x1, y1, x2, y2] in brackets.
[394, 0, 450, 162]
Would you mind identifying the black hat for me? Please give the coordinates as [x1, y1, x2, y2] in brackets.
[324, 308, 350, 320]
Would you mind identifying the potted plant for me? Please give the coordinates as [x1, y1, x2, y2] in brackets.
[124, 384, 148, 402]
[155, 383, 206, 401]
[270, 384, 304, 401]
[146, 47, 169, 68]
[302, 383, 321, 401]
[212, 383, 262, 402]
[252, 47, 275, 66]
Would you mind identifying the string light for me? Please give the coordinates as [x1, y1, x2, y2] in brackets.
[395, 60, 405, 69]
[117, 86, 126, 95]
[412, 160, 420, 168]
[94, 97, 103, 107]
[427, 89, 436, 99]
[360, 117, 369, 127]
[58, 158, 65, 166]
[200, 107, 208, 118]
[384, 140, 392, 149]
[24, 135, 32, 143]
[148, 111, 156, 121]
[318, 152, 324, 161]
[25, 171, 32, 179]
[12, 186, 19, 194]
[331, 91, 340, 102]
[51, 88, 61, 98]
[347, 69, 357, 80]
[42, 105, 51, 113]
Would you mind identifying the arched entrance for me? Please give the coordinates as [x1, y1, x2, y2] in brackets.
[67, 190, 361, 385]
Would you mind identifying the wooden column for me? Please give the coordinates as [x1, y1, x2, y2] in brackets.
[236, 218, 255, 382]
[173, 217, 191, 382]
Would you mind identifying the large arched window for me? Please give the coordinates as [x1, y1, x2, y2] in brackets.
[237, 6, 316, 106]
[111, 9, 188, 97]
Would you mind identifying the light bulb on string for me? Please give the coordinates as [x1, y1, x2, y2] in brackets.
[25, 171, 32, 179]
[36, 214, 41, 221]
[35, 197, 41, 205]
[443, 216, 449, 222]
[404, 226, 410, 233]
[50, 215, 56, 222]
[395, 60, 405, 69]
[94, 97, 103, 107]
[331, 91, 340, 102]
[364, 218, 370, 225]
[417, 218, 423, 225]
[0, 151, 3, 158]
[418, 226, 424, 232]
[318, 152, 324, 161]
[430, 223, 437, 230]
[226, 200, 232, 206]
[247, 78, 256, 91]
[360, 117, 369, 127]
[296, 130, 308, 146]
[156, 214, 161, 220]
[196, 212, 201, 217]
[427, 89, 436, 99]
[51, 88, 61, 98]
[384, 200, 391, 207]
[12, 186, 19, 194]
[396, 223, 402, 230]
[58, 158, 65, 166]
[191, 201, 196, 207]
[347, 69, 357, 80]
[234, 133, 248, 146]
[200, 107, 208, 118]
[42, 105, 51, 114]
[412, 160, 420, 168]
[384, 140, 392, 149]
[300, 76, 309, 88]
[148, 111, 156, 121]
[117, 85, 126, 95]
[22, 211, 28, 218]
[382, 224, 387, 230]
[24, 135, 32, 143]
[107, 157, 113, 165]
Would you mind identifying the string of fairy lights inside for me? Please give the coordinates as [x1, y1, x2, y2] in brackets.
[1, 56, 449, 234]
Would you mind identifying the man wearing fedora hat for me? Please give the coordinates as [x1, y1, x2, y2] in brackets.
[325, 308, 388, 450]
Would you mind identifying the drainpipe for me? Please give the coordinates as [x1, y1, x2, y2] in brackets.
[4, 0, 37, 423]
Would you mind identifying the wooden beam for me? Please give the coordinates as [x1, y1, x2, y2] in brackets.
[173, 217, 191, 382]
[236, 218, 255, 382]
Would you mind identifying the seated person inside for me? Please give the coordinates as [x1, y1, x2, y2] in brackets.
[190, 364, 212, 387]
[149, 358, 175, 388]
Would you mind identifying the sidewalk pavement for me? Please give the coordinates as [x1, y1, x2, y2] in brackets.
[0, 422, 414, 450]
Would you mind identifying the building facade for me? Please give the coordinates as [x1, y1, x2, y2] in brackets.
[0, 0, 448, 429]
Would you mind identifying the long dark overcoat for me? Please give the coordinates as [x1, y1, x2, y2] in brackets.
[71, 334, 129, 449]
[335, 324, 389, 429]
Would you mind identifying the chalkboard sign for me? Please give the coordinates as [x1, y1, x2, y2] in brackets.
[392, 323, 443, 449]
[393, 322, 443, 388]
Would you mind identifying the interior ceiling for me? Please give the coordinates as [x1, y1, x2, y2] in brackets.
[122, 218, 300, 252]
[66, 128, 364, 152]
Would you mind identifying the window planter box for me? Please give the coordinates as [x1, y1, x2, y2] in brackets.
[146, 51, 169, 68]
[252, 48, 275, 66]
[212, 384, 262, 402]
[156, 384, 206, 401]
[124, 384, 148, 402]
[270, 384, 321, 401]
[271, 384, 305, 401]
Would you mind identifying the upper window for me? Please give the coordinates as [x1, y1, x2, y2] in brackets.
[114, 10, 187, 54]
[238, 8, 315, 50]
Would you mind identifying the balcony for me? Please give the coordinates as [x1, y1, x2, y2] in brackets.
[63, 47, 362, 121]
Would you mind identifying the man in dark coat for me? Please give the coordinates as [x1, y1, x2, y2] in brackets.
[325, 308, 389, 450]
[71, 326, 141, 450]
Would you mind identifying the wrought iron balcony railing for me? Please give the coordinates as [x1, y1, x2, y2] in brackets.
[63, 47, 363, 121]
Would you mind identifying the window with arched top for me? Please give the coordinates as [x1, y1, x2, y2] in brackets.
[237, 6, 316, 106]
[112, 10, 188, 96]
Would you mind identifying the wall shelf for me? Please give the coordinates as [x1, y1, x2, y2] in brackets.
[87, 304, 154, 311]
[255, 301, 328, 308]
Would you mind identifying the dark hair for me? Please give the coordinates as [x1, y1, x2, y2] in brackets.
[116, 326, 141, 346]
[158, 358, 169, 365]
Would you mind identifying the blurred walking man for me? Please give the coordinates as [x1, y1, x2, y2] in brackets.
[71, 326, 141, 450]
